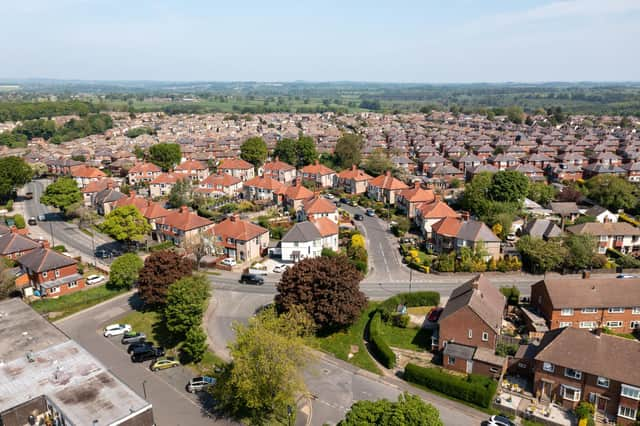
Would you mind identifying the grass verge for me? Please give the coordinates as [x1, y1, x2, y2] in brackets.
[405, 380, 499, 415]
[307, 303, 381, 375]
[30, 285, 128, 320]
[378, 321, 431, 352]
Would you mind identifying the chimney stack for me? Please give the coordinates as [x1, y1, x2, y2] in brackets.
[230, 214, 238, 222]
[180, 205, 188, 213]
[352, 164, 357, 171]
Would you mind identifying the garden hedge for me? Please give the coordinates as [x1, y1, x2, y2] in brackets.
[404, 363, 497, 408]
[369, 311, 396, 368]
[378, 291, 440, 314]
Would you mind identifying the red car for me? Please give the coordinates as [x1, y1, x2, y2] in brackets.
[427, 307, 444, 322]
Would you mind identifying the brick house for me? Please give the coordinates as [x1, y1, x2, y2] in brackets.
[533, 327, 640, 425]
[282, 179, 315, 212]
[149, 173, 184, 198]
[16, 248, 85, 297]
[263, 157, 297, 184]
[333, 165, 372, 195]
[243, 175, 284, 203]
[218, 158, 255, 182]
[155, 206, 214, 247]
[195, 173, 243, 198]
[437, 275, 507, 378]
[395, 184, 436, 219]
[174, 159, 210, 183]
[366, 171, 409, 205]
[127, 162, 162, 185]
[70, 165, 106, 189]
[530, 277, 640, 335]
[415, 200, 459, 238]
[81, 178, 118, 206]
[566, 222, 640, 255]
[0, 233, 42, 260]
[212, 215, 269, 262]
[300, 160, 336, 188]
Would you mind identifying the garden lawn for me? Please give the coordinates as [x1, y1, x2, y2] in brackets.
[307, 304, 381, 375]
[31, 285, 128, 320]
[377, 321, 431, 352]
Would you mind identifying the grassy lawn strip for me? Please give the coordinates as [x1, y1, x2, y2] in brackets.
[30, 285, 128, 320]
[406, 306, 432, 316]
[378, 321, 431, 352]
[307, 303, 381, 375]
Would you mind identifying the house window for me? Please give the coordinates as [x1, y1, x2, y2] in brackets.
[49, 286, 60, 294]
[618, 406, 637, 420]
[561, 385, 581, 402]
[560, 308, 574, 316]
[489, 367, 499, 374]
[580, 321, 597, 329]
[606, 321, 623, 328]
[448, 356, 456, 365]
[581, 307, 597, 314]
[621, 384, 640, 400]
[597, 377, 610, 388]
[559, 322, 573, 328]
[599, 235, 608, 242]
[518, 363, 527, 368]
[632, 307, 640, 315]
[55, 269, 60, 278]
[68, 281, 78, 289]
[608, 307, 624, 313]
[482, 332, 489, 342]
[598, 246, 606, 254]
[631, 321, 640, 329]
[468, 329, 473, 339]
[542, 362, 554, 373]
[42, 271, 48, 278]
[565, 368, 582, 380]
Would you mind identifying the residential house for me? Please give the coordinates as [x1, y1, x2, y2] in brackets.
[81, 178, 118, 207]
[431, 216, 463, 253]
[521, 219, 562, 240]
[334, 165, 372, 195]
[139, 201, 171, 241]
[93, 185, 126, 215]
[70, 165, 106, 189]
[0, 232, 42, 260]
[438, 275, 507, 378]
[550, 202, 581, 224]
[149, 173, 184, 198]
[280, 219, 338, 262]
[300, 160, 336, 188]
[366, 171, 409, 205]
[218, 158, 255, 182]
[213, 215, 269, 262]
[196, 173, 243, 198]
[566, 222, 640, 254]
[396, 184, 436, 219]
[174, 159, 210, 183]
[533, 327, 640, 425]
[455, 220, 502, 260]
[585, 206, 619, 223]
[243, 175, 284, 203]
[415, 200, 459, 238]
[155, 206, 213, 247]
[263, 157, 297, 184]
[300, 196, 339, 224]
[16, 248, 85, 297]
[282, 179, 315, 212]
[531, 277, 640, 334]
[127, 162, 162, 185]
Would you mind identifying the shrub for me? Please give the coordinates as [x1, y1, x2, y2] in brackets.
[500, 286, 520, 306]
[52, 245, 67, 252]
[403, 363, 497, 408]
[6, 200, 13, 211]
[591, 254, 608, 269]
[392, 313, 410, 328]
[575, 401, 595, 420]
[351, 234, 366, 249]
[378, 292, 440, 315]
[495, 342, 518, 357]
[149, 241, 174, 252]
[369, 312, 396, 368]
[13, 214, 25, 229]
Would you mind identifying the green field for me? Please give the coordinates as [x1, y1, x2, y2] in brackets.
[30, 285, 129, 320]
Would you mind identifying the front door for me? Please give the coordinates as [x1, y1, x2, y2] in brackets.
[540, 382, 552, 401]
[466, 360, 473, 374]
[597, 396, 607, 413]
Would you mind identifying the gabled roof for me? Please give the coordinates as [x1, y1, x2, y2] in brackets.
[456, 220, 500, 243]
[432, 217, 462, 237]
[263, 158, 295, 172]
[418, 200, 459, 219]
[70, 165, 106, 179]
[398, 185, 435, 203]
[567, 221, 640, 237]
[0, 233, 41, 255]
[336, 165, 372, 181]
[128, 162, 161, 174]
[114, 192, 149, 211]
[94, 188, 125, 205]
[522, 219, 562, 239]
[532, 277, 640, 309]
[244, 175, 285, 191]
[440, 275, 505, 334]
[200, 173, 241, 187]
[550, 202, 580, 215]
[304, 196, 337, 214]
[284, 182, 314, 200]
[175, 159, 207, 171]
[149, 172, 183, 185]
[156, 206, 212, 231]
[281, 221, 322, 243]
[140, 201, 171, 220]
[214, 216, 268, 241]
[17, 248, 77, 273]
[300, 160, 335, 176]
[219, 158, 253, 170]
[81, 178, 116, 194]
[368, 171, 409, 191]
[311, 217, 339, 237]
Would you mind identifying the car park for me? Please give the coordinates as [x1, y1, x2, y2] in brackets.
[354, 214, 364, 221]
[121, 332, 146, 344]
[127, 341, 153, 354]
[221, 257, 237, 266]
[365, 208, 375, 217]
[273, 264, 289, 273]
[427, 307, 444, 322]
[240, 273, 264, 285]
[103, 323, 132, 337]
[187, 376, 216, 393]
[131, 346, 165, 363]
[487, 415, 515, 426]
[86, 274, 105, 285]
[151, 357, 180, 371]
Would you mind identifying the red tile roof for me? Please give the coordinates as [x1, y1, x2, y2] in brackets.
[368, 171, 409, 191]
[398, 185, 436, 203]
[128, 162, 161, 174]
[244, 175, 285, 191]
[219, 158, 253, 170]
[81, 178, 116, 194]
[213, 216, 268, 241]
[157, 206, 213, 231]
[301, 160, 335, 176]
[336, 165, 372, 181]
[417, 200, 459, 219]
[284, 182, 314, 200]
[175, 159, 207, 171]
[432, 216, 462, 237]
[70, 165, 106, 179]
[304, 196, 337, 214]
[150, 173, 183, 185]
[200, 173, 241, 187]
[263, 158, 295, 172]
[114, 192, 149, 211]
[311, 217, 338, 237]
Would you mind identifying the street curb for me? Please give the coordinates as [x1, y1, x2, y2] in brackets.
[54, 289, 136, 324]
[202, 294, 231, 362]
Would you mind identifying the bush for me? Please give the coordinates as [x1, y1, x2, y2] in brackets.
[13, 214, 25, 229]
[495, 342, 518, 357]
[575, 401, 595, 420]
[404, 363, 497, 408]
[369, 312, 396, 368]
[378, 291, 440, 315]
[351, 259, 368, 273]
[149, 241, 175, 252]
[6, 200, 13, 212]
[52, 245, 67, 252]
[591, 254, 608, 269]
[321, 247, 339, 258]
[500, 286, 520, 306]
[392, 313, 410, 328]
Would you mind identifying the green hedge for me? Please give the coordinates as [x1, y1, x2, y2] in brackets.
[148, 241, 174, 252]
[378, 291, 440, 314]
[404, 363, 497, 408]
[369, 312, 396, 368]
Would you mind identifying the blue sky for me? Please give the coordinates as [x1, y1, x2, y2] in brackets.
[1, 0, 638, 82]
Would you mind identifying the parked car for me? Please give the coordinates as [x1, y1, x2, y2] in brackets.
[28, 217, 37, 225]
[95, 249, 110, 259]
[131, 347, 165, 363]
[221, 258, 237, 267]
[103, 323, 132, 337]
[487, 415, 515, 426]
[399, 237, 416, 245]
[86, 274, 105, 285]
[354, 214, 364, 221]
[187, 376, 216, 393]
[340, 197, 349, 204]
[348, 199, 358, 207]
[506, 233, 517, 242]
[151, 357, 180, 371]
[365, 208, 375, 217]
[240, 273, 264, 285]
[37, 214, 46, 221]
[427, 307, 444, 323]
[617, 274, 636, 279]
[273, 264, 288, 273]
[324, 193, 335, 200]
[127, 341, 153, 354]
[121, 332, 146, 345]
[24, 192, 33, 199]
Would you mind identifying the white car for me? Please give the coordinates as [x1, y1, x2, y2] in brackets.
[103, 324, 132, 337]
[324, 193, 335, 200]
[86, 274, 105, 285]
[221, 258, 237, 266]
[273, 264, 289, 273]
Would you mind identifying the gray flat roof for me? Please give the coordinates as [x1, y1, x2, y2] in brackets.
[0, 299, 151, 425]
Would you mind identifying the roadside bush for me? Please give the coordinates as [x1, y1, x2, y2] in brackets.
[404, 363, 497, 408]
[13, 214, 25, 229]
[352, 259, 367, 273]
[590, 254, 608, 269]
[434, 252, 455, 272]
[369, 312, 396, 368]
[52, 245, 67, 252]
[392, 313, 410, 328]
[6, 200, 13, 211]
[149, 241, 174, 252]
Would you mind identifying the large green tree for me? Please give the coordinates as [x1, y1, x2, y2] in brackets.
[0, 156, 33, 199]
[516, 236, 566, 273]
[489, 170, 529, 203]
[149, 143, 181, 171]
[137, 250, 193, 306]
[181, 325, 208, 363]
[276, 256, 367, 332]
[108, 253, 144, 289]
[563, 234, 597, 271]
[334, 133, 363, 169]
[363, 149, 393, 177]
[338, 393, 443, 426]
[240, 137, 268, 169]
[40, 177, 82, 215]
[164, 275, 210, 337]
[100, 205, 151, 243]
[506, 105, 524, 124]
[167, 178, 191, 208]
[273, 135, 318, 168]
[527, 181, 558, 205]
[584, 175, 639, 212]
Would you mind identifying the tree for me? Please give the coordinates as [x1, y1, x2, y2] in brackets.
[164, 275, 210, 337]
[557, 185, 583, 202]
[149, 143, 181, 171]
[506, 105, 524, 124]
[212, 306, 314, 421]
[363, 149, 393, 176]
[273, 135, 318, 168]
[181, 326, 208, 363]
[275, 256, 367, 331]
[137, 250, 193, 306]
[334, 133, 363, 169]
[100, 205, 151, 243]
[0, 156, 33, 199]
[296, 135, 318, 167]
[516, 236, 566, 273]
[584, 175, 638, 212]
[272, 138, 297, 166]
[527, 182, 558, 205]
[391, 216, 411, 237]
[109, 253, 144, 290]
[563, 234, 596, 271]
[338, 393, 443, 426]
[240, 137, 268, 169]
[489, 170, 529, 203]
[40, 177, 82, 215]
[0, 259, 17, 300]
[167, 178, 191, 208]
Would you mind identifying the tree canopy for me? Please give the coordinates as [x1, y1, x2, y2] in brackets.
[338, 393, 443, 426]
[108, 253, 144, 290]
[363, 149, 394, 177]
[276, 256, 367, 331]
[99, 205, 151, 243]
[583, 175, 639, 213]
[137, 250, 193, 306]
[460, 171, 525, 225]
[334, 133, 364, 169]
[240, 137, 268, 169]
[527, 181, 558, 205]
[273, 135, 318, 168]
[167, 178, 191, 208]
[149, 143, 181, 171]
[0, 156, 33, 199]
[516, 236, 566, 274]
[164, 275, 210, 337]
[40, 177, 82, 214]
[563, 233, 598, 271]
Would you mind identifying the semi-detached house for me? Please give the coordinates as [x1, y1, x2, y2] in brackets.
[213, 215, 269, 262]
[566, 222, 640, 255]
[16, 248, 85, 297]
